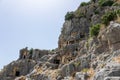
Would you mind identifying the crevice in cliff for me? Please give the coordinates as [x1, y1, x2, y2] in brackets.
[15, 71, 20, 77]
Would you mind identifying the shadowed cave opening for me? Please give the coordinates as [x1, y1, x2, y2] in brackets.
[80, 33, 85, 38]
[54, 59, 60, 64]
[23, 55, 26, 59]
[69, 40, 75, 44]
[15, 71, 20, 77]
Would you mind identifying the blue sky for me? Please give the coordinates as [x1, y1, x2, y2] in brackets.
[0, 0, 89, 69]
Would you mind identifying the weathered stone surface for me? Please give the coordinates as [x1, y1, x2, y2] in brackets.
[75, 72, 85, 80]
[94, 57, 120, 80]
[0, 59, 36, 80]
[1, 0, 120, 80]
[106, 22, 120, 51]
[19, 48, 49, 61]
[15, 76, 26, 80]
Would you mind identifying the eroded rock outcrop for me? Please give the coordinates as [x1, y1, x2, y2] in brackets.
[1, 0, 120, 80]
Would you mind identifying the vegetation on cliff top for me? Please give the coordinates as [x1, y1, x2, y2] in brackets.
[98, 0, 114, 6]
[102, 9, 120, 25]
[65, 12, 74, 20]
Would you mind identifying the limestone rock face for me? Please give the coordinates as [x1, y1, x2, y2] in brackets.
[97, 22, 120, 51]
[58, 18, 90, 49]
[0, 60, 36, 80]
[106, 22, 120, 51]
[107, 22, 120, 44]
[19, 48, 49, 61]
[1, 0, 120, 80]
[94, 62, 120, 80]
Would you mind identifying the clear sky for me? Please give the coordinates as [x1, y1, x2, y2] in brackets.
[0, 0, 89, 70]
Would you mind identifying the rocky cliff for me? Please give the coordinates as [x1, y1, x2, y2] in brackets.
[1, 0, 120, 80]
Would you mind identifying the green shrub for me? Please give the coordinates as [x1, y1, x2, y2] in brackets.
[80, 13, 85, 18]
[29, 48, 33, 55]
[80, 2, 89, 7]
[101, 11, 117, 25]
[94, 10, 99, 14]
[90, 24, 101, 37]
[116, 9, 120, 17]
[65, 12, 74, 20]
[99, 0, 114, 6]
[112, 2, 120, 6]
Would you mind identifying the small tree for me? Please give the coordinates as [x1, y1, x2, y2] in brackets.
[116, 9, 120, 17]
[80, 2, 89, 7]
[90, 24, 101, 37]
[29, 48, 33, 55]
[101, 11, 117, 25]
[65, 12, 74, 20]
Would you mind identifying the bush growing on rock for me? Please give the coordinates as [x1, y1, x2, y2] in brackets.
[94, 10, 99, 14]
[99, 0, 114, 6]
[29, 48, 33, 55]
[112, 2, 120, 6]
[65, 12, 74, 20]
[101, 11, 117, 25]
[90, 24, 101, 37]
[80, 2, 90, 7]
[116, 9, 120, 17]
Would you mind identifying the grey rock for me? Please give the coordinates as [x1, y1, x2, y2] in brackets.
[75, 72, 85, 80]
[0, 60, 36, 80]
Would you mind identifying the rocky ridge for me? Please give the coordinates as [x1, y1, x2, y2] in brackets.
[1, 0, 120, 80]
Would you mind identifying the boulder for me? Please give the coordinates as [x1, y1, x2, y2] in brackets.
[106, 22, 120, 51]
